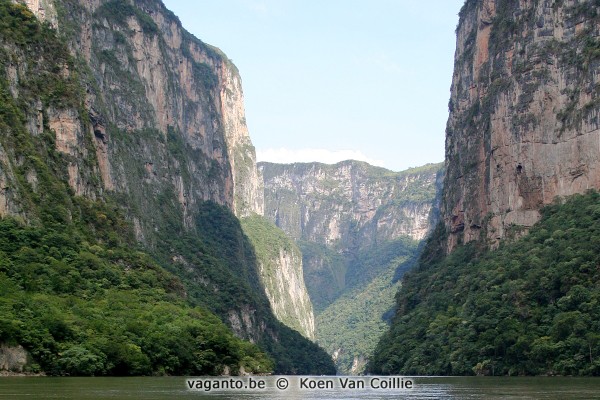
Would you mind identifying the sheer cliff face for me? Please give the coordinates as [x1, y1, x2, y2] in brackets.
[241, 215, 315, 340]
[444, 0, 600, 252]
[19, 0, 314, 343]
[13, 0, 294, 338]
[19, 0, 262, 230]
[259, 247, 315, 339]
[261, 161, 442, 245]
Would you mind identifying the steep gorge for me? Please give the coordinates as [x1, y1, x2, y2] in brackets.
[261, 161, 443, 311]
[261, 161, 443, 373]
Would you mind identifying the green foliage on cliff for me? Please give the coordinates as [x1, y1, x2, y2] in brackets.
[369, 191, 600, 376]
[0, 215, 273, 376]
[95, 0, 159, 35]
[0, 2, 80, 107]
[298, 240, 347, 310]
[152, 203, 335, 375]
[240, 214, 313, 338]
[316, 238, 419, 374]
[242, 214, 300, 266]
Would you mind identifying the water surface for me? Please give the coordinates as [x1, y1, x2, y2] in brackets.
[1, 376, 599, 399]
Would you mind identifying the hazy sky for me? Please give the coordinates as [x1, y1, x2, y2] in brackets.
[161, 0, 465, 172]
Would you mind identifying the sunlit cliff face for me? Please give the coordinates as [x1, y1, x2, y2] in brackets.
[443, 0, 600, 252]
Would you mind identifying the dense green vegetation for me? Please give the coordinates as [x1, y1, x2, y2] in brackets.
[370, 191, 600, 376]
[316, 238, 419, 374]
[0, 217, 273, 376]
[298, 240, 347, 311]
[152, 203, 334, 374]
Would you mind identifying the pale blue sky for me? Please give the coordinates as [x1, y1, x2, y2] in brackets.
[161, 0, 464, 171]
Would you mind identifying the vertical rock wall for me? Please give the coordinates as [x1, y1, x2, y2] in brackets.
[444, 0, 600, 252]
[261, 161, 442, 245]
[20, 0, 264, 230]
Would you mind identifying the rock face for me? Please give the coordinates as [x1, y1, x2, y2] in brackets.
[23, 0, 57, 27]
[261, 160, 443, 310]
[241, 215, 315, 340]
[0, 344, 29, 373]
[262, 161, 440, 244]
[259, 246, 314, 340]
[443, 0, 600, 252]
[18, 0, 263, 233]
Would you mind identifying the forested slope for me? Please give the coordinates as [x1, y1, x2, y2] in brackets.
[370, 191, 600, 376]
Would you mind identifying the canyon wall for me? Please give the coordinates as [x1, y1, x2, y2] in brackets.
[443, 0, 600, 252]
[17, 0, 263, 234]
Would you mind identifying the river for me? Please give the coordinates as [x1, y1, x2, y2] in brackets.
[1, 376, 599, 399]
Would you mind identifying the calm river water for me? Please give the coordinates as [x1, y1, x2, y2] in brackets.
[1, 375, 599, 399]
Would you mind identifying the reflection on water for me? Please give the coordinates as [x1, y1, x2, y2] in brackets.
[1, 376, 600, 399]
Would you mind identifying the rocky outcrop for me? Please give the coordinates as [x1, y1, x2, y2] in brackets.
[0, 344, 28, 373]
[0, 144, 21, 218]
[22, 0, 57, 27]
[350, 355, 367, 375]
[443, 0, 600, 252]
[219, 66, 264, 218]
[260, 248, 315, 340]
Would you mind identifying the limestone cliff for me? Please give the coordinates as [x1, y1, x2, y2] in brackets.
[262, 161, 440, 244]
[16, 0, 317, 345]
[260, 160, 443, 311]
[0, 344, 29, 374]
[18, 0, 263, 231]
[444, 0, 600, 252]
